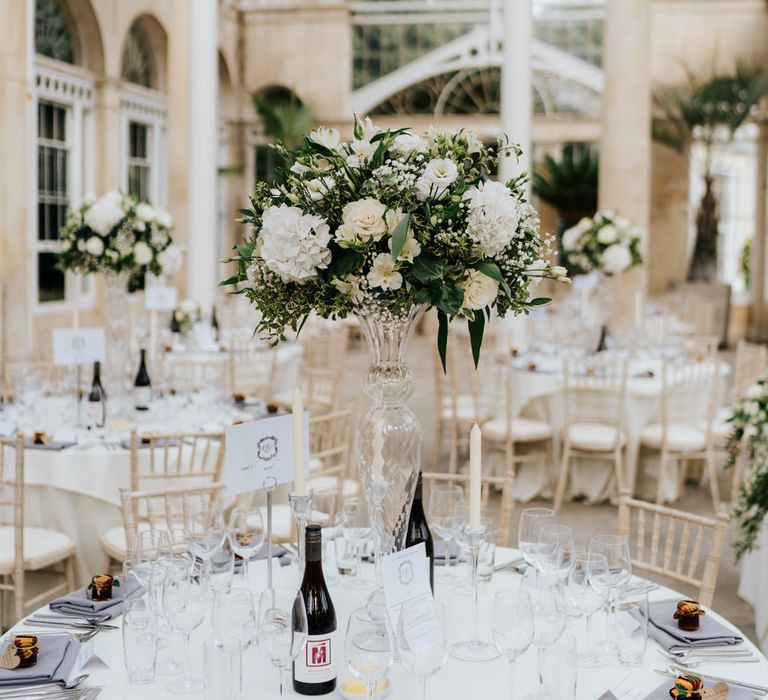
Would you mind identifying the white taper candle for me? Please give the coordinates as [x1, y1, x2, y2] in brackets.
[293, 387, 306, 495]
[469, 422, 482, 529]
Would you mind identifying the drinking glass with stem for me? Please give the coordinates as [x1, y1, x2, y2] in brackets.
[228, 506, 265, 583]
[211, 587, 257, 651]
[428, 484, 464, 580]
[256, 587, 308, 696]
[148, 555, 187, 676]
[308, 486, 340, 586]
[186, 502, 227, 578]
[397, 598, 449, 700]
[341, 497, 373, 590]
[345, 607, 394, 700]
[588, 534, 632, 650]
[134, 529, 172, 561]
[518, 508, 555, 572]
[491, 589, 535, 699]
[537, 525, 576, 581]
[568, 552, 609, 668]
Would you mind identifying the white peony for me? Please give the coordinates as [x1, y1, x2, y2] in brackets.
[305, 177, 335, 202]
[561, 226, 583, 252]
[597, 224, 618, 245]
[157, 243, 183, 276]
[308, 126, 341, 152]
[460, 269, 499, 311]
[154, 207, 172, 229]
[336, 198, 387, 245]
[367, 253, 402, 291]
[463, 180, 520, 257]
[390, 133, 427, 157]
[84, 197, 125, 235]
[416, 158, 459, 200]
[85, 236, 104, 257]
[601, 244, 632, 274]
[135, 203, 156, 223]
[346, 140, 376, 168]
[259, 204, 332, 284]
[133, 241, 153, 266]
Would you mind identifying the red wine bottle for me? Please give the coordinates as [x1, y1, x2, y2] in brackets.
[404, 471, 434, 592]
[293, 524, 336, 695]
[86, 361, 106, 428]
[133, 348, 151, 411]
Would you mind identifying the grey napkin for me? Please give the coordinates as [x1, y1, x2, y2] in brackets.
[50, 578, 126, 618]
[0, 634, 80, 687]
[24, 439, 77, 451]
[645, 601, 743, 651]
[643, 678, 753, 700]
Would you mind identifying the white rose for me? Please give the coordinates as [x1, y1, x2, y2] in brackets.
[84, 197, 125, 235]
[366, 253, 402, 291]
[305, 177, 335, 202]
[135, 203, 155, 223]
[562, 226, 583, 252]
[416, 158, 459, 200]
[601, 244, 632, 274]
[154, 208, 172, 229]
[308, 126, 341, 152]
[335, 198, 387, 245]
[345, 140, 376, 168]
[463, 180, 520, 256]
[597, 224, 618, 245]
[133, 241, 153, 266]
[157, 243, 183, 276]
[85, 236, 104, 257]
[390, 133, 428, 157]
[461, 270, 499, 311]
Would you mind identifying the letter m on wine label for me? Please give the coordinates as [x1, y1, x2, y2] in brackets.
[307, 638, 331, 668]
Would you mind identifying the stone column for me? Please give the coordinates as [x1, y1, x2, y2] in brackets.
[498, 0, 532, 183]
[187, 0, 219, 313]
[749, 116, 768, 341]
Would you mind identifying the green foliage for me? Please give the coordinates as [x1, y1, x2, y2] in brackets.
[251, 91, 314, 150]
[532, 148, 598, 217]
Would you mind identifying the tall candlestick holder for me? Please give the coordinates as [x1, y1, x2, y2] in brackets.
[451, 525, 500, 662]
[288, 491, 311, 579]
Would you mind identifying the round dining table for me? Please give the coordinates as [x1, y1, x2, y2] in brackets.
[6, 547, 767, 699]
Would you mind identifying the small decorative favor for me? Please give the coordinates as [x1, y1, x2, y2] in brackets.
[88, 573, 115, 601]
[527, 362, 537, 372]
[670, 674, 703, 699]
[1, 635, 41, 669]
[233, 392, 246, 404]
[32, 432, 50, 445]
[674, 599, 705, 631]
[266, 403, 280, 414]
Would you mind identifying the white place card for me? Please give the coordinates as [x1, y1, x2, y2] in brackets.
[598, 676, 645, 700]
[144, 286, 178, 311]
[52, 328, 106, 366]
[224, 412, 309, 495]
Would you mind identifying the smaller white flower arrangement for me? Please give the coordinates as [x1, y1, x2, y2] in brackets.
[561, 210, 643, 275]
[57, 192, 180, 278]
[172, 298, 201, 334]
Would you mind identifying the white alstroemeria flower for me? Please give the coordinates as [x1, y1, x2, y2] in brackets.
[332, 275, 364, 302]
[335, 198, 387, 245]
[290, 161, 310, 176]
[305, 177, 335, 202]
[460, 269, 499, 311]
[601, 243, 632, 274]
[597, 224, 618, 245]
[133, 241, 153, 265]
[416, 157, 459, 200]
[390, 133, 428, 157]
[367, 253, 402, 291]
[464, 130, 483, 154]
[387, 234, 421, 263]
[157, 243, 183, 276]
[346, 140, 376, 168]
[84, 197, 125, 235]
[308, 126, 341, 152]
[85, 236, 104, 257]
[357, 116, 381, 141]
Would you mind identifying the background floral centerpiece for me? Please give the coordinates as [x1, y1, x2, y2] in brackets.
[726, 372, 768, 558]
[172, 299, 202, 334]
[561, 210, 643, 276]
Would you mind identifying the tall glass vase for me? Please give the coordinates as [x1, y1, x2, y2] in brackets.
[355, 304, 426, 575]
[104, 271, 132, 395]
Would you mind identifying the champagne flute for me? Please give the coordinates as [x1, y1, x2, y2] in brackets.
[491, 589, 535, 699]
[341, 498, 373, 590]
[589, 534, 632, 651]
[428, 484, 464, 580]
[568, 552, 609, 668]
[397, 599, 449, 700]
[228, 506, 265, 582]
[345, 607, 393, 700]
[517, 508, 555, 571]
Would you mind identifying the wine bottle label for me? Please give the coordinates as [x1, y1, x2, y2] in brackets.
[134, 386, 151, 407]
[294, 631, 336, 684]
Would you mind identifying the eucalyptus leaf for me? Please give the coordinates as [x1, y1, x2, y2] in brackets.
[437, 310, 449, 373]
[527, 297, 552, 307]
[468, 310, 485, 368]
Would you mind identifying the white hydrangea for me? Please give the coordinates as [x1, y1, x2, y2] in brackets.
[463, 180, 520, 257]
[259, 205, 332, 284]
[85, 197, 125, 235]
[157, 243, 183, 276]
[416, 158, 459, 200]
[601, 244, 632, 274]
[133, 241, 153, 266]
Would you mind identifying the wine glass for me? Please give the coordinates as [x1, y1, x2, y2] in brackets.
[341, 498, 373, 590]
[162, 559, 208, 694]
[212, 587, 257, 651]
[134, 529, 172, 561]
[256, 587, 308, 696]
[568, 552, 609, 668]
[345, 607, 393, 699]
[537, 525, 574, 580]
[228, 506, 265, 582]
[589, 534, 632, 649]
[148, 555, 187, 676]
[186, 502, 227, 566]
[491, 589, 535, 699]
[397, 599, 449, 700]
[309, 487, 340, 585]
[428, 484, 464, 581]
[123, 556, 152, 602]
[517, 508, 555, 571]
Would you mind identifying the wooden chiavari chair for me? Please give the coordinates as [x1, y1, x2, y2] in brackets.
[302, 325, 349, 371]
[305, 410, 358, 497]
[617, 490, 728, 608]
[0, 434, 76, 627]
[4, 361, 80, 398]
[228, 344, 278, 402]
[273, 366, 344, 414]
[160, 354, 229, 395]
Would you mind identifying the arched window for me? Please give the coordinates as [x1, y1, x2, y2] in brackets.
[121, 23, 154, 89]
[35, 0, 74, 64]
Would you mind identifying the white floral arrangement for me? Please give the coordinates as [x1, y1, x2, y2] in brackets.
[726, 372, 768, 558]
[223, 117, 568, 365]
[172, 299, 201, 334]
[561, 210, 643, 275]
[57, 191, 182, 278]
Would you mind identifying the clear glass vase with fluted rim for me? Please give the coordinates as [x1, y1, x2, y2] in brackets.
[355, 303, 427, 579]
[103, 270, 133, 395]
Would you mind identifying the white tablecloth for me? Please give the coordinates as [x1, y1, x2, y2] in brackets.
[7, 547, 767, 699]
[739, 523, 768, 655]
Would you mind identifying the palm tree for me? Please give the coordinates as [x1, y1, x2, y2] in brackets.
[653, 63, 768, 282]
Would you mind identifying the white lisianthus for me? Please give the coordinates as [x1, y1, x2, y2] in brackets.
[551, 265, 570, 283]
[157, 243, 183, 276]
[561, 226, 583, 252]
[367, 253, 402, 291]
[597, 224, 618, 245]
[424, 125, 446, 145]
[305, 177, 335, 202]
[154, 208, 172, 229]
[390, 133, 427, 157]
[336, 198, 387, 245]
[308, 126, 341, 152]
[601, 244, 632, 274]
[135, 203, 156, 223]
[259, 204, 332, 284]
[416, 158, 459, 200]
[460, 269, 499, 311]
[346, 140, 376, 168]
[84, 197, 125, 235]
[463, 180, 520, 257]
[133, 241, 153, 265]
[85, 236, 104, 257]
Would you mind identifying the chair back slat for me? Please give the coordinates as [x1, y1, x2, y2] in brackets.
[660, 361, 717, 431]
[228, 344, 277, 401]
[307, 411, 354, 484]
[563, 358, 627, 429]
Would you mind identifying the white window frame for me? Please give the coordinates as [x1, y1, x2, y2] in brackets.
[31, 58, 96, 315]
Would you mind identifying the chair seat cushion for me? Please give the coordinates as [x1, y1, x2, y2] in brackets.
[0, 526, 75, 574]
[640, 423, 707, 452]
[483, 417, 552, 443]
[306, 475, 360, 498]
[440, 395, 477, 421]
[566, 423, 624, 452]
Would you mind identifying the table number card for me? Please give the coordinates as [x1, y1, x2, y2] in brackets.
[144, 286, 178, 311]
[224, 412, 309, 495]
[52, 328, 106, 366]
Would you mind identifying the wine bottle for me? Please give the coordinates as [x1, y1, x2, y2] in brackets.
[595, 324, 608, 353]
[170, 310, 181, 334]
[86, 361, 106, 428]
[211, 305, 220, 343]
[404, 471, 434, 592]
[133, 348, 151, 411]
[293, 524, 336, 695]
